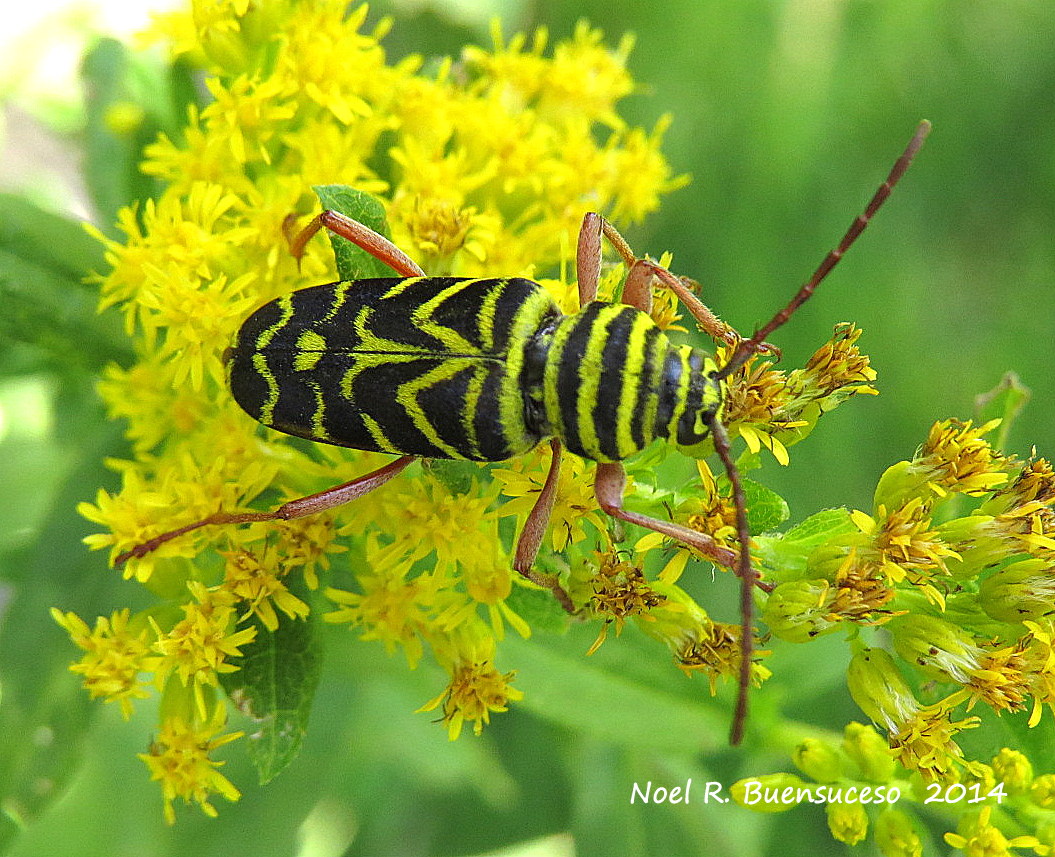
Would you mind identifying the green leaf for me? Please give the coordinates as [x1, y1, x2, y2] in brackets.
[220, 606, 322, 784]
[81, 37, 199, 227]
[781, 508, 857, 547]
[753, 508, 857, 581]
[504, 629, 731, 753]
[974, 372, 1031, 452]
[742, 478, 790, 534]
[0, 413, 126, 850]
[311, 185, 394, 280]
[0, 195, 132, 372]
[81, 39, 156, 227]
[423, 458, 481, 496]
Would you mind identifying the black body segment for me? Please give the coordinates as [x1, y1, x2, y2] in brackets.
[228, 277, 561, 461]
[227, 276, 725, 465]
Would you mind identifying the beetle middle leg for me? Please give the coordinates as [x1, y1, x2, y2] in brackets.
[511, 438, 576, 612]
[577, 210, 759, 743]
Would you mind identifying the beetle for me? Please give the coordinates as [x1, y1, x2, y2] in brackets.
[115, 121, 931, 744]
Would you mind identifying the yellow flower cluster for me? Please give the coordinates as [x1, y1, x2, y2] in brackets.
[61, 0, 691, 822]
[749, 417, 1055, 852]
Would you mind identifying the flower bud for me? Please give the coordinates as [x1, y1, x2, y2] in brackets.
[1036, 820, 1055, 854]
[936, 514, 1009, 579]
[979, 559, 1055, 623]
[730, 773, 810, 813]
[847, 648, 919, 733]
[1031, 774, 1055, 809]
[827, 799, 869, 846]
[888, 614, 982, 683]
[842, 721, 896, 783]
[873, 460, 928, 512]
[763, 580, 841, 643]
[792, 738, 843, 783]
[874, 809, 923, 857]
[991, 748, 1033, 796]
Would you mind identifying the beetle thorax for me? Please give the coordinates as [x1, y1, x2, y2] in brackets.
[524, 301, 723, 463]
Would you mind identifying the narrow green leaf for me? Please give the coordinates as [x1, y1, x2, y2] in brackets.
[0, 416, 126, 850]
[974, 372, 1031, 452]
[503, 632, 730, 752]
[0, 196, 131, 371]
[312, 185, 394, 280]
[221, 607, 322, 784]
[82, 38, 147, 228]
[0, 194, 103, 279]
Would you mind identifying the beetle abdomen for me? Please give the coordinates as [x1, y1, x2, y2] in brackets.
[227, 276, 561, 461]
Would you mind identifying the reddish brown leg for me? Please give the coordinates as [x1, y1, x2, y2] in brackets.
[512, 439, 575, 612]
[115, 457, 417, 567]
[592, 463, 743, 569]
[284, 209, 425, 278]
[706, 416, 756, 745]
[578, 212, 743, 348]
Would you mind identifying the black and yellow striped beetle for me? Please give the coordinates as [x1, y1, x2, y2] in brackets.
[116, 121, 931, 744]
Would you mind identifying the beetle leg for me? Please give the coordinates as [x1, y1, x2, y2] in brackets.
[621, 259, 654, 314]
[578, 213, 747, 349]
[114, 455, 417, 567]
[593, 457, 763, 744]
[511, 439, 575, 612]
[592, 462, 744, 570]
[284, 210, 425, 278]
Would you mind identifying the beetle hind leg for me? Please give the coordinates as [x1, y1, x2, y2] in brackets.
[114, 455, 417, 567]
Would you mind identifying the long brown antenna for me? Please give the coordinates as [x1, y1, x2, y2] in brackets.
[717, 120, 931, 380]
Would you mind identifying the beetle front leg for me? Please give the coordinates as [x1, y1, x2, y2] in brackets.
[512, 439, 576, 613]
[577, 213, 744, 348]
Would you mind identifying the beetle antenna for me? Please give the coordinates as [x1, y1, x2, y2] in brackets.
[717, 120, 931, 381]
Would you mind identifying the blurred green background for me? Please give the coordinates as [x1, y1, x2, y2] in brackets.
[2, 1, 1053, 855]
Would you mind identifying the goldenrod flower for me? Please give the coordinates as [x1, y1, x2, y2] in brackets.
[145, 581, 257, 720]
[847, 647, 979, 781]
[50, 608, 152, 719]
[909, 419, 1011, 498]
[138, 710, 243, 824]
[219, 549, 311, 631]
[1022, 620, 1055, 727]
[493, 450, 607, 552]
[849, 497, 958, 607]
[944, 806, 1040, 855]
[419, 633, 523, 740]
[585, 548, 665, 654]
